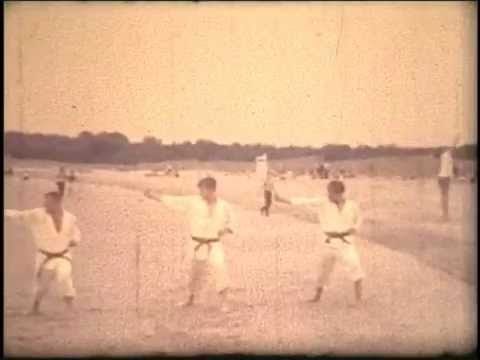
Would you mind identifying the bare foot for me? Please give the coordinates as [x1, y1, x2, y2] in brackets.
[63, 297, 76, 312]
[177, 298, 194, 308]
[306, 288, 323, 304]
[178, 302, 193, 309]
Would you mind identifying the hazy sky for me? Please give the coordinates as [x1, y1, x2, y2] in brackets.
[4, 2, 477, 147]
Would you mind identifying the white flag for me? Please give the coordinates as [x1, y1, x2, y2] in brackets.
[255, 153, 268, 181]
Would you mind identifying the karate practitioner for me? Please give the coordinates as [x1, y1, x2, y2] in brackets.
[4, 191, 81, 315]
[144, 176, 235, 309]
[275, 180, 365, 305]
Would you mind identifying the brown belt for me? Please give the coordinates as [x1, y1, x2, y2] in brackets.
[324, 232, 351, 245]
[37, 248, 71, 279]
[191, 237, 220, 254]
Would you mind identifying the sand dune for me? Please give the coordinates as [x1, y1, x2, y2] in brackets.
[3, 171, 476, 356]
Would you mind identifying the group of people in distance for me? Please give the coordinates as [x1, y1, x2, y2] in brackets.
[4, 168, 30, 180]
[4, 165, 77, 187]
[145, 165, 180, 178]
[311, 162, 331, 179]
[56, 166, 76, 197]
[2, 135, 467, 314]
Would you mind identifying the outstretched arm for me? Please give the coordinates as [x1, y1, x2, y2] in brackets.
[144, 189, 193, 213]
[4, 209, 39, 222]
[275, 192, 325, 207]
[5, 209, 25, 219]
[274, 192, 293, 205]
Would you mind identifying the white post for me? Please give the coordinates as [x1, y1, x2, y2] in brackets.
[255, 153, 268, 182]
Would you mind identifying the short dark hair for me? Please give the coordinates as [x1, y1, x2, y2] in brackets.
[327, 180, 345, 194]
[197, 176, 217, 190]
[44, 191, 63, 201]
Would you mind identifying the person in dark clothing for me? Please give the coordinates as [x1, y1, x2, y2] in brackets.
[56, 167, 67, 197]
[260, 174, 275, 216]
[67, 170, 76, 183]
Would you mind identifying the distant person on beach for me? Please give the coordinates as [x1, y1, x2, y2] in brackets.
[56, 166, 68, 197]
[4, 191, 81, 315]
[67, 169, 76, 183]
[317, 163, 329, 179]
[165, 164, 173, 176]
[67, 169, 77, 195]
[275, 180, 365, 306]
[169, 166, 180, 178]
[438, 135, 459, 222]
[323, 162, 331, 179]
[23, 171, 30, 180]
[5, 167, 14, 176]
[144, 176, 235, 310]
[260, 173, 275, 217]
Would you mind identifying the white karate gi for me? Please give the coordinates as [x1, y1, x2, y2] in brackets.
[4, 208, 81, 298]
[161, 195, 234, 293]
[291, 197, 365, 286]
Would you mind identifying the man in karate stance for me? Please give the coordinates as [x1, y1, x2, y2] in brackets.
[144, 176, 235, 309]
[275, 180, 365, 305]
[4, 191, 81, 315]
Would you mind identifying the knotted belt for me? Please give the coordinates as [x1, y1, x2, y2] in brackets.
[191, 237, 220, 255]
[324, 232, 351, 245]
[36, 248, 72, 279]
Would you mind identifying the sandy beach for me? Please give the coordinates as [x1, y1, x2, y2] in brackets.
[3, 169, 477, 356]
[4, 1, 477, 356]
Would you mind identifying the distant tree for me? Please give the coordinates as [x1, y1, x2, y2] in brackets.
[79, 130, 94, 139]
[89, 132, 129, 160]
[455, 144, 477, 160]
[143, 136, 161, 145]
[3, 130, 477, 166]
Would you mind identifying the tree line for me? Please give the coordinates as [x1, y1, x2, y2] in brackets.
[4, 131, 477, 164]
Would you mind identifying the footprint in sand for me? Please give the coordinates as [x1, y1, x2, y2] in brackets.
[84, 306, 104, 314]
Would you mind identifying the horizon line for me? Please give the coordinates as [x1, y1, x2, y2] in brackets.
[4, 130, 477, 149]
